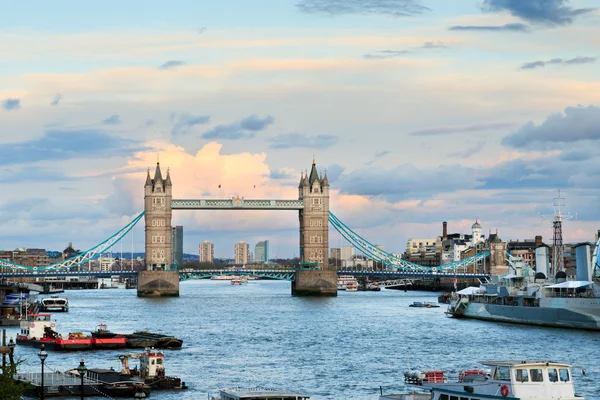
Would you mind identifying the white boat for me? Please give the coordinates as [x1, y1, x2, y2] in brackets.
[381, 360, 583, 400]
[346, 280, 358, 292]
[211, 388, 310, 400]
[231, 276, 248, 285]
[39, 295, 69, 312]
[337, 275, 357, 290]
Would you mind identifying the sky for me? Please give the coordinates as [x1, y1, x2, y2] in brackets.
[1, 0, 600, 259]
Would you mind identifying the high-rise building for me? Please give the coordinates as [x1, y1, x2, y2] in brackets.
[199, 241, 214, 263]
[340, 246, 354, 261]
[234, 241, 249, 265]
[254, 240, 270, 263]
[171, 226, 183, 267]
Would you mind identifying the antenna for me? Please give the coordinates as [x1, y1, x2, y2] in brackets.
[540, 189, 576, 278]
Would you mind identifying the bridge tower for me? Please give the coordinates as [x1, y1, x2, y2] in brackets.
[137, 162, 180, 297]
[292, 158, 337, 296]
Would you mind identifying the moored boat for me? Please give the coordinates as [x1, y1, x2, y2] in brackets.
[409, 302, 440, 308]
[381, 360, 584, 399]
[16, 314, 93, 350]
[211, 388, 310, 400]
[446, 254, 600, 330]
[38, 295, 69, 312]
[124, 331, 183, 349]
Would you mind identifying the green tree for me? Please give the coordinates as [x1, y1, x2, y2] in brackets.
[0, 362, 26, 400]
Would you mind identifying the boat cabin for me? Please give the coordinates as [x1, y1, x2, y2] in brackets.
[213, 388, 310, 400]
[139, 349, 165, 378]
[19, 313, 55, 339]
[422, 361, 581, 400]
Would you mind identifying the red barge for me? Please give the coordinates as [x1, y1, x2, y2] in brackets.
[16, 314, 126, 350]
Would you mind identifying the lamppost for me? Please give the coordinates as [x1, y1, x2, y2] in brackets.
[7, 338, 15, 366]
[38, 344, 48, 400]
[76, 358, 87, 400]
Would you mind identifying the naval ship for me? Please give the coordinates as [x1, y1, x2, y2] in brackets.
[446, 247, 600, 330]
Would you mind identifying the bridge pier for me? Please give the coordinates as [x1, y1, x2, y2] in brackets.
[137, 270, 179, 297]
[291, 270, 337, 296]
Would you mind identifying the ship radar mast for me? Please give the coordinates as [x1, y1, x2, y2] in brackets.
[541, 189, 575, 278]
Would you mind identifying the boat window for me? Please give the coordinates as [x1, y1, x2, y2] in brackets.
[548, 368, 558, 382]
[450, 396, 459, 400]
[559, 369, 570, 382]
[156, 358, 163, 365]
[515, 368, 529, 382]
[530, 369, 544, 382]
[439, 395, 449, 400]
[494, 366, 510, 381]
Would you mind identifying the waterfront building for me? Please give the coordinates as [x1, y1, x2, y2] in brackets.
[340, 246, 354, 261]
[63, 242, 79, 260]
[199, 241, 214, 263]
[254, 240, 269, 263]
[171, 226, 183, 267]
[330, 248, 341, 260]
[234, 241, 249, 265]
[507, 236, 544, 268]
[99, 256, 115, 272]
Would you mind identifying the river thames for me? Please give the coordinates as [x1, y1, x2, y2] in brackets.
[7, 280, 600, 399]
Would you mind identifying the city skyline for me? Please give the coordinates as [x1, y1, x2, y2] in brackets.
[1, 1, 600, 257]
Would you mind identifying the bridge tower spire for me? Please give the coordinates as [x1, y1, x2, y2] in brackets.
[293, 158, 337, 296]
[138, 161, 179, 297]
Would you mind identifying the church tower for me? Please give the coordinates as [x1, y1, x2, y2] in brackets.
[144, 162, 173, 271]
[298, 158, 330, 269]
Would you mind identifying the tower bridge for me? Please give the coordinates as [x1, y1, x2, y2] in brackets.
[0, 158, 505, 296]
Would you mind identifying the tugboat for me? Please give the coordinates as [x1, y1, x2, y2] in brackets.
[16, 314, 92, 350]
[380, 360, 584, 399]
[118, 348, 188, 390]
[89, 324, 127, 349]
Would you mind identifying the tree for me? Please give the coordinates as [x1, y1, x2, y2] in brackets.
[0, 362, 27, 400]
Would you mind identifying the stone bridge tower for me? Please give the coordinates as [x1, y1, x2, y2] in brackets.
[293, 158, 337, 296]
[137, 162, 179, 297]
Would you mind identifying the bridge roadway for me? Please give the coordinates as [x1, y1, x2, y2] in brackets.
[0, 269, 490, 280]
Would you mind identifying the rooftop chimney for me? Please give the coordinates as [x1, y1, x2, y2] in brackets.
[535, 235, 542, 246]
[442, 221, 447, 240]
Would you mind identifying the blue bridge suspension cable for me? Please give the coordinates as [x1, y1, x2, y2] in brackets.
[328, 211, 490, 273]
[0, 211, 145, 272]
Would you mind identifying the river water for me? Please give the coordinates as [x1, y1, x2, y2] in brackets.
[6, 280, 599, 399]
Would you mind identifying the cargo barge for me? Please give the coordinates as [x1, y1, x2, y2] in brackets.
[92, 323, 183, 349]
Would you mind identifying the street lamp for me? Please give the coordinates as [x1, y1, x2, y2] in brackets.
[76, 358, 87, 400]
[7, 338, 15, 366]
[37, 344, 48, 400]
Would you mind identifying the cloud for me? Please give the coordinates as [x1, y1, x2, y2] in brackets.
[170, 113, 211, 136]
[365, 150, 390, 165]
[448, 140, 487, 158]
[102, 114, 121, 125]
[201, 114, 275, 140]
[201, 126, 256, 140]
[520, 56, 596, 70]
[421, 41, 447, 49]
[201, 114, 274, 140]
[336, 164, 479, 201]
[0, 129, 149, 166]
[268, 133, 338, 149]
[502, 105, 600, 149]
[268, 168, 294, 180]
[50, 93, 63, 106]
[324, 163, 345, 183]
[159, 60, 186, 70]
[2, 98, 21, 111]
[410, 122, 515, 136]
[363, 50, 410, 59]
[0, 166, 78, 184]
[449, 23, 530, 32]
[364, 41, 446, 59]
[239, 114, 275, 131]
[482, 0, 595, 25]
[296, 0, 430, 17]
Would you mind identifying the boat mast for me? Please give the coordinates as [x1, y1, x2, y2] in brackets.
[544, 190, 575, 278]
